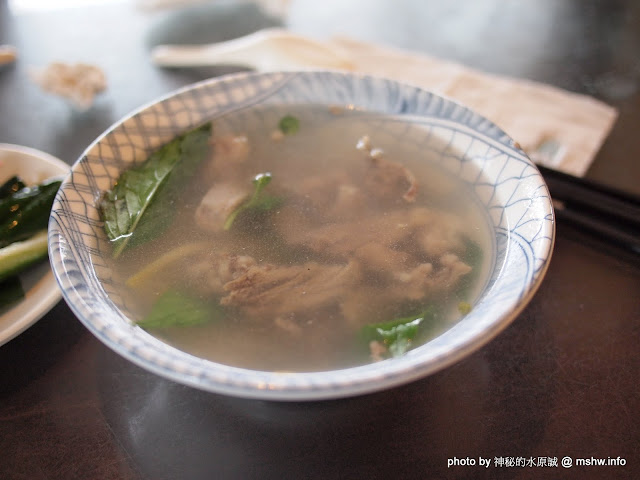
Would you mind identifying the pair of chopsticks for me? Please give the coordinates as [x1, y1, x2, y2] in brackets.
[538, 165, 640, 255]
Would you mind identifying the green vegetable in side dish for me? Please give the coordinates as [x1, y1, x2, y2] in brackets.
[0, 175, 25, 199]
[0, 179, 61, 248]
[0, 276, 24, 309]
[361, 307, 440, 358]
[0, 230, 49, 282]
[0, 173, 61, 309]
[137, 290, 222, 329]
[99, 122, 212, 258]
[278, 115, 300, 135]
[223, 172, 280, 230]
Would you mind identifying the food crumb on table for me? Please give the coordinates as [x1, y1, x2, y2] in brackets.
[30, 62, 107, 110]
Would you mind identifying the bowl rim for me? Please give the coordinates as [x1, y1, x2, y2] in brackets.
[48, 70, 555, 400]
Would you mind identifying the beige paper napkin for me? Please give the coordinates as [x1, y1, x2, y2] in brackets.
[327, 37, 618, 177]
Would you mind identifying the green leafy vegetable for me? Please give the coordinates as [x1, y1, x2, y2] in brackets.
[0, 276, 24, 310]
[361, 307, 439, 358]
[0, 230, 49, 282]
[99, 122, 212, 257]
[0, 179, 61, 248]
[224, 172, 279, 230]
[137, 290, 222, 329]
[278, 115, 300, 135]
[0, 176, 25, 200]
[0, 175, 62, 308]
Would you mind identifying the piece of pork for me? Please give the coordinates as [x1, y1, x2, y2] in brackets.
[184, 243, 470, 330]
[364, 155, 418, 203]
[195, 182, 250, 233]
[215, 134, 250, 163]
[293, 170, 352, 209]
[276, 206, 465, 263]
[220, 261, 361, 318]
[275, 208, 415, 262]
[282, 170, 371, 222]
[340, 254, 471, 325]
[187, 252, 257, 295]
[409, 207, 467, 257]
[356, 134, 418, 203]
[392, 254, 471, 295]
[354, 242, 413, 272]
[195, 132, 255, 232]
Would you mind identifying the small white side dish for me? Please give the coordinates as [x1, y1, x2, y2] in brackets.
[0, 144, 69, 346]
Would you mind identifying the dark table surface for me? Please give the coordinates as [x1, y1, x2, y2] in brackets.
[1, 1, 639, 479]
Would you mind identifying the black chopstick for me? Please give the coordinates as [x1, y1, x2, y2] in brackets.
[537, 165, 640, 255]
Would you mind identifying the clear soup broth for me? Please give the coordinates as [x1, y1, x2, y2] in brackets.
[106, 104, 494, 372]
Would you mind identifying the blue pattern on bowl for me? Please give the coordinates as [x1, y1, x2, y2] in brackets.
[48, 71, 554, 400]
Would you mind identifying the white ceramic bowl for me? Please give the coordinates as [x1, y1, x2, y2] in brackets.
[0, 144, 68, 345]
[48, 71, 554, 400]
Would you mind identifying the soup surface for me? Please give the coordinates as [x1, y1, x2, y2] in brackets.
[103, 105, 494, 372]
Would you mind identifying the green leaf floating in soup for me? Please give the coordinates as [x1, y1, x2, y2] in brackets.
[361, 307, 441, 360]
[278, 114, 300, 135]
[102, 106, 492, 372]
[223, 172, 282, 230]
[138, 290, 223, 329]
[99, 122, 212, 258]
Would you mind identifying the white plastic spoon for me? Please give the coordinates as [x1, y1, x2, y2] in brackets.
[151, 28, 355, 71]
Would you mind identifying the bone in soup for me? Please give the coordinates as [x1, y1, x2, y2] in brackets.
[99, 105, 493, 372]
